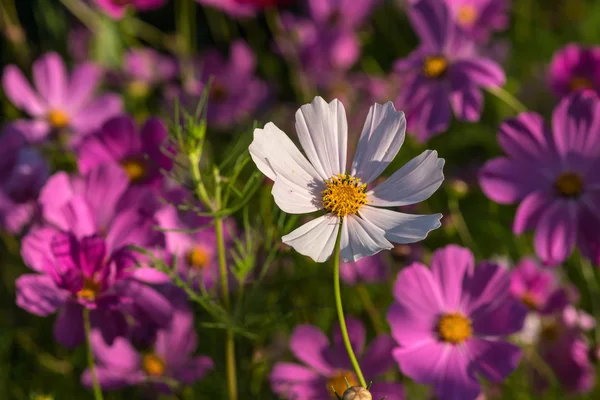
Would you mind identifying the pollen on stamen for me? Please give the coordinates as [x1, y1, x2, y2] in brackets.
[322, 174, 368, 217]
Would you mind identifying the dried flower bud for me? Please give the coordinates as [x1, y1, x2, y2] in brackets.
[342, 386, 372, 400]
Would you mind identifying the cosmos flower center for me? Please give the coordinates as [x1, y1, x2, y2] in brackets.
[322, 174, 368, 217]
[76, 278, 102, 301]
[520, 291, 539, 311]
[569, 76, 593, 91]
[128, 80, 150, 98]
[142, 353, 165, 376]
[210, 83, 229, 103]
[327, 370, 358, 399]
[47, 110, 70, 129]
[187, 246, 210, 269]
[437, 312, 472, 344]
[423, 56, 448, 79]
[555, 171, 584, 197]
[456, 5, 478, 26]
[120, 157, 147, 183]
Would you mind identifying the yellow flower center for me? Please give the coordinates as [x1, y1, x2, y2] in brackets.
[76, 279, 102, 301]
[423, 56, 448, 79]
[120, 158, 147, 183]
[142, 353, 165, 377]
[128, 80, 150, 98]
[456, 4, 478, 26]
[47, 110, 70, 129]
[520, 291, 539, 311]
[322, 174, 368, 217]
[569, 76, 593, 91]
[555, 171, 583, 197]
[187, 247, 210, 269]
[437, 313, 472, 344]
[326, 370, 358, 399]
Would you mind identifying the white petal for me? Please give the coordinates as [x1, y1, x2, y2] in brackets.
[282, 214, 340, 262]
[351, 102, 406, 184]
[339, 214, 393, 263]
[272, 174, 325, 214]
[295, 96, 348, 179]
[359, 205, 441, 244]
[368, 150, 444, 207]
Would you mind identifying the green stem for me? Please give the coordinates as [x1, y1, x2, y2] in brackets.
[333, 226, 367, 388]
[83, 309, 104, 400]
[355, 284, 386, 334]
[487, 86, 528, 114]
[580, 257, 600, 343]
[446, 192, 479, 254]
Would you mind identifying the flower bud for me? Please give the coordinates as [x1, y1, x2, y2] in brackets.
[342, 386, 372, 400]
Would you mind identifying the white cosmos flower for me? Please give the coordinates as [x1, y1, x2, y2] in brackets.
[249, 96, 444, 263]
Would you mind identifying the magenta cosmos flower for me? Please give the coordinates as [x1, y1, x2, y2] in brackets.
[121, 48, 177, 96]
[16, 230, 172, 348]
[0, 125, 49, 233]
[443, 0, 510, 43]
[82, 301, 213, 391]
[395, 0, 505, 142]
[249, 97, 444, 263]
[479, 91, 600, 266]
[165, 40, 268, 129]
[340, 254, 388, 285]
[508, 260, 595, 393]
[94, 0, 168, 19]
[547, 44, 600, 98]
[2, 52, 122, 143]
[388, 245, 526, 400]
[270, 317, 404, 399]
[77, 115, 173, 186]
[308, 0, 381, 30]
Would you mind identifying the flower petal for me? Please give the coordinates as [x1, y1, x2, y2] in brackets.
[54, 300, 85, 348]
[466, 338, 522, 382]
[70, 94, 123, 136]
[32, 52, 67, 107]
[513, 191, 554, 234]
[430, 245, 474, 311]
[449, 83, 483, 122]
[282, 214, 340, 262]
[295, 96, 348, 179]
[479, 158, 544, 204]
[2, 65, 46, 116]
[451, 58, 506, 88]
[339, 214, 392, 262]
[289, 324, 334, 375]
[359, 205, 441, 244]
[392, 341, 449, 384]
[497, 112, 556, 162]
[369, 382, 406, 400]
[90, 330, 141, 370]
[359, 334, 397, 377]
[534, 201, 577, 266]
[269, 362, 322, 398]
[65, 63, 103, 112]
[16, 274, 66, 316]
[330, 316, 366, 365]
[271, 173, 324, 214]
[176, 356, 214, 385]
[249, 122, 322, 184]
[350, 101, 406, 184]
[434, 348, 481, 400]
[21, 225, 61, 273]
[368, 150, 445, 207]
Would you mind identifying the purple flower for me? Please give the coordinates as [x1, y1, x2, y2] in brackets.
[81, 300, 213, 391]
[547, 44, 600, 98]
[2, 52, 122, 143]
[388, 245, 526, 400]
[77, 115, 173, 186]
[444, 0, 510, 43]
[509, 258, 568, 313]
[122, 48, 178, 96]
[165, 40, 268, 129]
[270, 317, 404, 400]
[395, 0, 505, 141]
[308, 0, 381, 30]
[16, 230, 172, 348]
[479, 91, 600, 266]
[340, 254, 388, 285]
[94, 0, 168, 19]
[0, 125, 49, 233]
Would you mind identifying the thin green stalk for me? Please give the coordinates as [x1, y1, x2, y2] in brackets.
[355, 284, 386, 334]
[580, 258, 600, 343]
[446, 191, 479, 254]
[487, 86, 528, 114]
[83, 309, 104, 400]
[333, 226, 367, 388]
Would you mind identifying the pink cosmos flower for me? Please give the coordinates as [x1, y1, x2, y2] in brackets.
[94, 0, 168, 19]
[121, 48, 178, 95]
[0, 125, 49, 233]
[547, 44, 600, 98]
[1, 52, 122, 143]
[479, 91, 600, 266]
[444, 0, 510, 43]
[388, 245, 526, 400]
[82, 298, 213, 391]
[395, 0, 505, 141]
[308, 0, 381, 30]
[270, 317, 404, 399]
[340, 254, 389, 285]
[77, 115, 173, 187]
